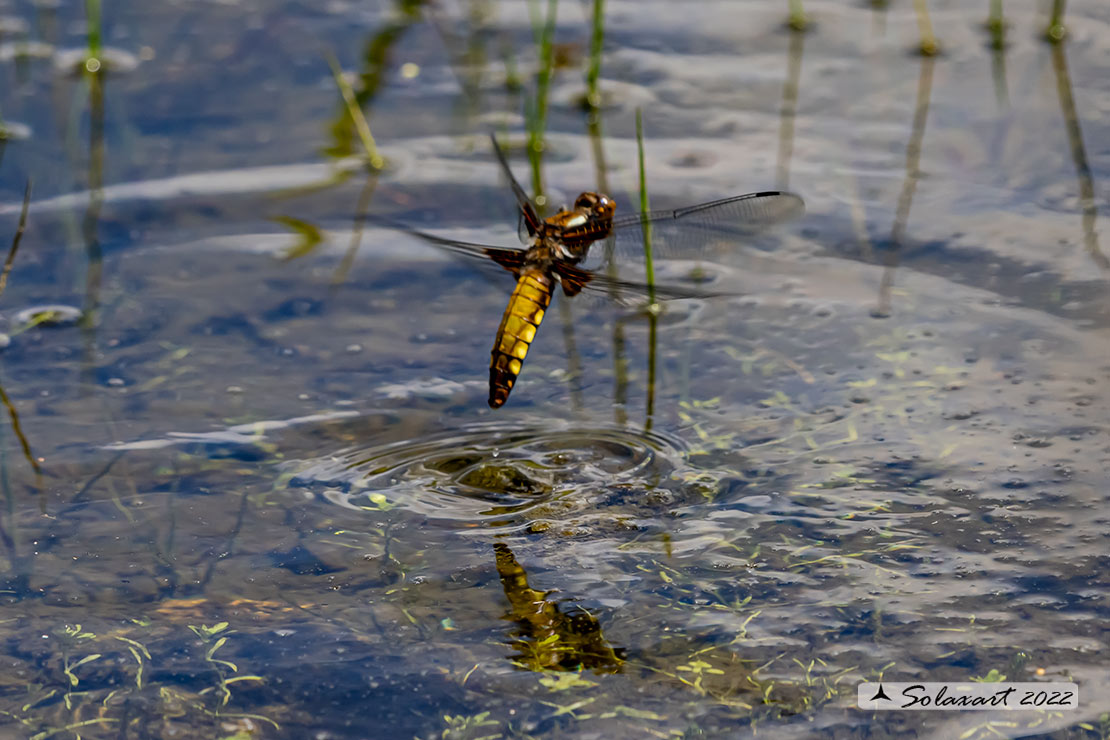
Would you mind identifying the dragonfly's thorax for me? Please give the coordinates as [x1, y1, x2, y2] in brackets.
[529, 191, 616, 266]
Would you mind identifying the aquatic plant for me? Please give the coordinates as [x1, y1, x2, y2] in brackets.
[584, 0, 606, 112]
[1045, 0, 1067, 42]
[913, 0, 940, 56]
[84, 0, 102, 64]
[633, 110, 656, 308]
[1049, 30, 1106, 269]
[0, 180, 43, 495]
[271, 47, 387, 275]
[634, 109, 660, 428]
[0, 180, 30, 301]
[786, 0, 810, 32]
[325, 50, 384, 171]
[984, 0, 1006, 49]
[776, 23, 805, 189]
[524, 0, 559, 207]
[325, 0, 424, 159]
[0, 616, 276, 737]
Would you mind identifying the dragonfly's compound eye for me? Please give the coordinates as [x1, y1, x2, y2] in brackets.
[574, 192, 598, 210]
[596, 195, 615, 218]
[575, 192, 615, 219]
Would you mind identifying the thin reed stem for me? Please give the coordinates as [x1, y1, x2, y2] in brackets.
[635, 109, 655, 307]
[787, 0, 809, 31]
[85, 0, 102, 59]
[585, 0, 605, 110]
[326, 51, 384, 170]
[525, 0, 558, 207]
[0, 180, 31, 301]
[1046, 0, 1066, 43]
[912, 0, 939, 56]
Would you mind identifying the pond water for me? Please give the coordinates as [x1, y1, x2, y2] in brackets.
[0, 1, 1108, 738]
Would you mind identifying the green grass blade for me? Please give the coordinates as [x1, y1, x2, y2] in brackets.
[787, 0, 809, 31]
[85, 0, 102, 59]
[1046, 0, 1067, 42]
[325, 50, 384, 170]
[912, 0, 939, 55]
[585, 0, 606, 110]
[525, 0, 558, 207]
[0, 179, 31, 301]
[634, 109, 656, 307]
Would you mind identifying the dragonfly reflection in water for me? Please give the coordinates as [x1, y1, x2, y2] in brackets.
[381, 135, 804, 408]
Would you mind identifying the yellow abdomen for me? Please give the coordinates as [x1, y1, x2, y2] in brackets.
[489, 269, 553, 408]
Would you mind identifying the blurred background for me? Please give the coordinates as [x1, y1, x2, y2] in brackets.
[0, 1, 1107, 738]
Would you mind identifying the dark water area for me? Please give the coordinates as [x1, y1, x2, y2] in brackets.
[0, 1, 1109, 738]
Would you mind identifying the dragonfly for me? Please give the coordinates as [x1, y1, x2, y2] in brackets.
[381, 134, 804, 409]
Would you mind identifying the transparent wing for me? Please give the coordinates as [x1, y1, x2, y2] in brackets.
[369, 218, 718, 307]
[489, 133, 542, 240]
[577, 272, 728, 306]
[552, 261, 731, 307]
[598, 191, 804, 267]
[368, 190, 804, 307]
[367, 216, 526, 285]
[516, 211, 532, 245]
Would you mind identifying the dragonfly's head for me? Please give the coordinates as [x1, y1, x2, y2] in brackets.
[547, 191, 617, 262]
[574, 192, 616, 224]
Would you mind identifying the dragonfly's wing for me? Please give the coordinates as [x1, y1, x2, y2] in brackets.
[610, 191, 805, 235]
[490, 133, 542, 240]
[369, 216, 526, 281]
[596, 191, 804, 267]
[516, 212, 532, 245]
[372, 220, 694, 309]
[552, 261, 728, 307]
[370, 215, 711, 306]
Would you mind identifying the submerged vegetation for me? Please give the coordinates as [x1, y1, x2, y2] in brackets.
[0, 616, 277, 738]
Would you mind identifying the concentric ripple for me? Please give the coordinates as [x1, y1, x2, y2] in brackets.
[289, 422, 689, 533]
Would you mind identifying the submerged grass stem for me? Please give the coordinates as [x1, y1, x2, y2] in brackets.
[585, 0, 606, 111]
[525, 0, 558, 207]
[787, 0, 809, 32]
[912, 0, 939, 56]
[1046, 0, 1067, 43]
[0, 180, 30, 300]
[985, 0, 1006, 49]
[635, 110, 657, 430]
[326, 51, 384, 170]
[85, 0, 102, 60]
[634, 109, 655, 307]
